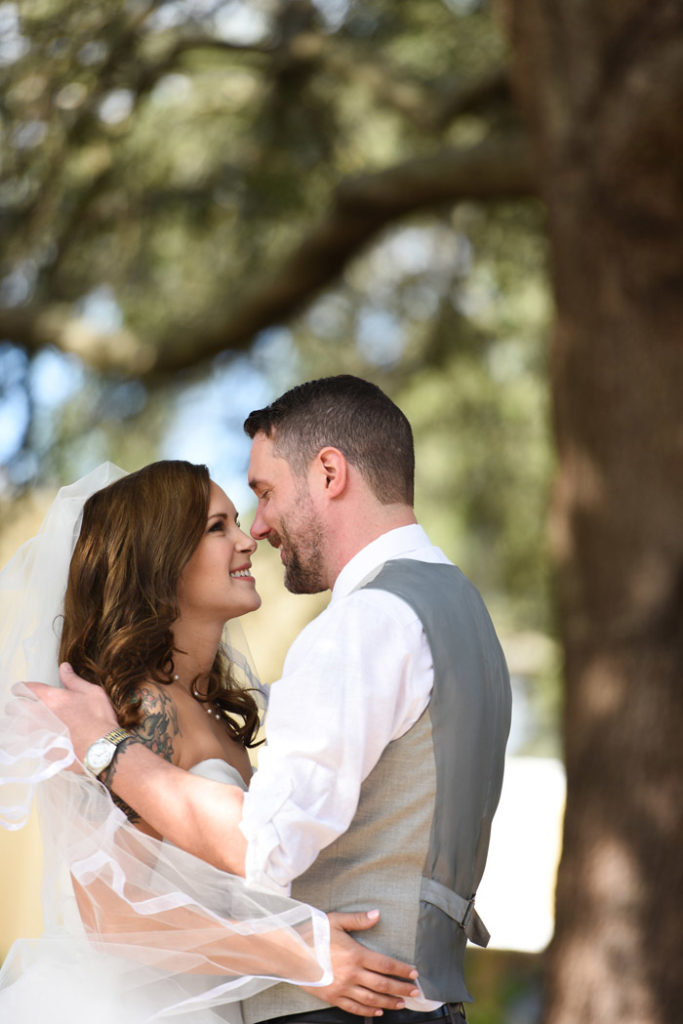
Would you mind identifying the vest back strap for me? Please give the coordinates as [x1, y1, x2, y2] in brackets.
[420, 877, 490, 948]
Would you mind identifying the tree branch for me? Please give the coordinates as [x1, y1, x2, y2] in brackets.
[315, 41, 513, 132]
[1, 133, 536, 377]
[432, 68, 512, 129]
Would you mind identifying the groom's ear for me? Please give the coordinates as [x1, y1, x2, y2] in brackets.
[313, 447, 347, 498]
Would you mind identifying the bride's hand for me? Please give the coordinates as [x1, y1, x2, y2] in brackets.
[300, 909, 420, 1016]
[23, 662, 119, 762]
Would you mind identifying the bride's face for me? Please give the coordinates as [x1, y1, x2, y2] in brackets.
[176, 482, 261, 626]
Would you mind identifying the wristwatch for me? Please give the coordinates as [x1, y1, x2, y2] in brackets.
[83, 727, 133, 778]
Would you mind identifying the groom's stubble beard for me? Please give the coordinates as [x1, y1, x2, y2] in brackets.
[281, 520, 326, 593]
[274, 486, 327, 595]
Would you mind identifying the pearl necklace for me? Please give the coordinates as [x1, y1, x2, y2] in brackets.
[173, 673, 223, 720]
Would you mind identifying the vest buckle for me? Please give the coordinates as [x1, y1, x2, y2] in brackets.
[461, 896, 476, 931]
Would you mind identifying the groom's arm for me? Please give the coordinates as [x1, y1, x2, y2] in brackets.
[26, 666, 249, 874]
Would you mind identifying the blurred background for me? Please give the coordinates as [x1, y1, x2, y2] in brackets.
[1, 2, 680, 1023]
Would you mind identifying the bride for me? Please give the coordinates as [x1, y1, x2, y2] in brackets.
[0, 462, 411, 1023]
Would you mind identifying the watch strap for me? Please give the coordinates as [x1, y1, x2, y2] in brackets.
[103, 727, 133, 747]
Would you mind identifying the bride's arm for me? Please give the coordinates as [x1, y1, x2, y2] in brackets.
[71, 871, 329, 982]
[74, 865, 419, 1015]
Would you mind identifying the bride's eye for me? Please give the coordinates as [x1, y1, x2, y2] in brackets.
[208, 520, 224, 533]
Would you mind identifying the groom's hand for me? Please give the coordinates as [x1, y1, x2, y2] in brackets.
[24, 662, 119, 762]
[302, 910, 420, 1017]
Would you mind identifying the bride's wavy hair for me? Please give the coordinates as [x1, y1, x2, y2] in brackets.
[59, 460, 261, 745]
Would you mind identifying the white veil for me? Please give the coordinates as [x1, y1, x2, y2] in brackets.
[0, 464, 331, 1023]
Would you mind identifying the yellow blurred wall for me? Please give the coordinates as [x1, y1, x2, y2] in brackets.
[0, 493, 51, 962]
[0, 810, 43, 961]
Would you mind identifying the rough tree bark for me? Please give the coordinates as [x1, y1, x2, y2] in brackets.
[507, 2, 683, 1022]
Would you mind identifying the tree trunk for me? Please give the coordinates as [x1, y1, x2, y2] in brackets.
[506, 2, 683, 1022]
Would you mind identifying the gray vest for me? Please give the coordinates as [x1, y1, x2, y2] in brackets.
[243, 560, 510, 1020]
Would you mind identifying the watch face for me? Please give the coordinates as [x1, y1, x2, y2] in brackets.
[85, 738, 114, 774]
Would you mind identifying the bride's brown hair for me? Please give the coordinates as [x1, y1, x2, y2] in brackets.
[59, 460, 260, 745]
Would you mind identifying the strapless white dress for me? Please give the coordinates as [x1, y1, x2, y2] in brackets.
[189, 758, 249, 788]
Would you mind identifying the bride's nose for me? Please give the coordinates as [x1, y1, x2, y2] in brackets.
[237, 528, 257, 553]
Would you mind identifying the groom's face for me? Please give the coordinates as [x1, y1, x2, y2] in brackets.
[248, 433, 328, 594]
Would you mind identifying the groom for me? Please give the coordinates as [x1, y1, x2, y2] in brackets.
[32, 375, 511, 1023]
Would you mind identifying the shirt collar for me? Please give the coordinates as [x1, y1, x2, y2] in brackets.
[331, 524, 433, 602]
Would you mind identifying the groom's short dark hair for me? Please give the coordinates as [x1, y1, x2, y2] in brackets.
[244, 375, 414, 506]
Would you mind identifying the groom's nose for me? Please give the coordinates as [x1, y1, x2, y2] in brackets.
[250, 505, 269, 541]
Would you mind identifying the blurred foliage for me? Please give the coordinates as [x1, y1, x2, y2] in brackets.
[465, 948, 544, 1024]
[0, 0, 515, 357]
[0, 0, 557, 739]
[293, 197, 553, 631]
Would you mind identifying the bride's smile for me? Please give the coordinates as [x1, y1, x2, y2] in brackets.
[176, 481, 262, 626]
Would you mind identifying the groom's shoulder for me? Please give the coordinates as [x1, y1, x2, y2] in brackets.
[330, 579, 429, 640]
[284, 582, 424, 663]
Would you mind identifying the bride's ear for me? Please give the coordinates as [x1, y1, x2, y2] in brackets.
[314, 447, 347, 498]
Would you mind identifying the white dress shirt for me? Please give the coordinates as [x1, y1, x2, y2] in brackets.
[240, 524, 451, 894]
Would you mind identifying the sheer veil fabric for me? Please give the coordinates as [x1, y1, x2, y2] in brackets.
[0, 464, 331, 1022]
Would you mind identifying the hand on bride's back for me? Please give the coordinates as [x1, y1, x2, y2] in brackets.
[24, 662, 119, 761]
[301, 909, 420, 1016]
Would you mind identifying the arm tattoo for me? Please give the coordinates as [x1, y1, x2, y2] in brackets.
[100, 685, 182, 827]
[130, 684, 182, 762]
